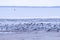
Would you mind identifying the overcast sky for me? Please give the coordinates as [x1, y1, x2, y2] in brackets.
[0, 0, 60, 19]
[0, 0, 60, 6]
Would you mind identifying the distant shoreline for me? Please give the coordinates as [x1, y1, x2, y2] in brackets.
[0, 6, 60, 8]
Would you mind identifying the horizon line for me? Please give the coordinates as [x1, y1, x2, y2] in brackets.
[0, 6, 60, 8]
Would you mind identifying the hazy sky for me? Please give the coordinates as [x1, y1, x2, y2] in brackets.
[0, 0, 60, 18]
[0, 0, 60, 6]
